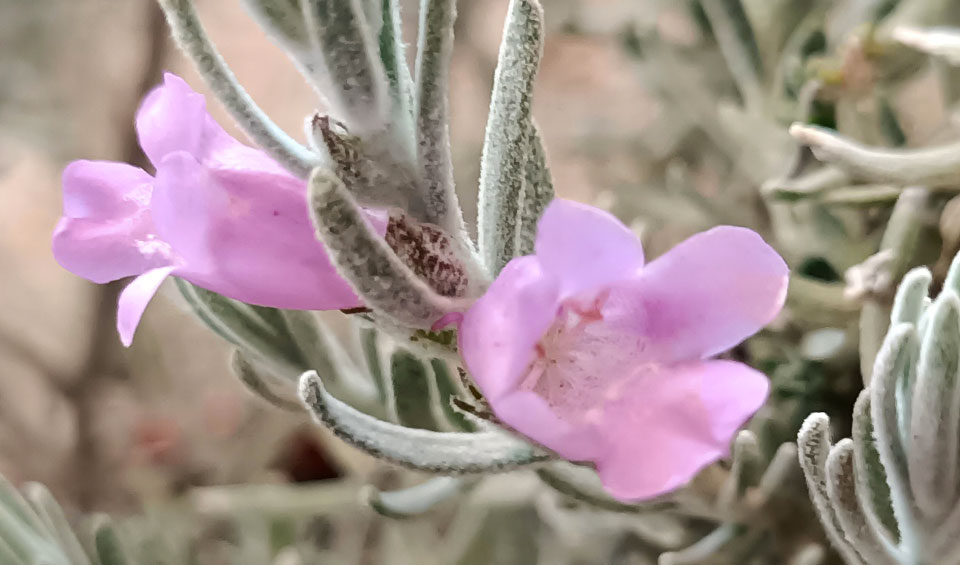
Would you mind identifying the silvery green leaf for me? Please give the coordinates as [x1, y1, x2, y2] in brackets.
[890, 268, 932, 325]
[21, 483, 90, 565]
[825, 440, 899, 565]
[514, 122, 554, 257]
[870, 323, 921, 549]
[0, 501, 64, 565]
[477, 0, 544, 274]
[850, 392, 899, 542]
[415, 0, 462, 234]
[432, 359, 476, 431]
[231, 350, 303, 411]
[377, 0, 417, 153]
[157, 0, 320, 178]
[89, 515, 130, 565]
[240, 0, 308, 52]
[308, 168, 459, 329]
[790, 123, 960, 187]
[364, 476, 469, 519]
[309, 115, 426, 220]
[391, 349, 443, 430]
[700, 0, 764, 112]
[358, 326, 390, 406]
[658, 523, 743, 565]
[175, 279, 303, 376]
[301, 0, 389, 133]
[299, 371, 550, 473]
[944, 249, 960, 296]
[718, 431, 762, 510]
[797, 413, 866, 565]
[895, 26, 960, 65]
[908, 292, 960, 518]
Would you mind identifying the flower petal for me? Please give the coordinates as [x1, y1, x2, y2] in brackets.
[459, 256, 560, 401]
[494, 390, 604, 461]
[61, 160, 152, 219]
[595, 360, 769, 501]
[53, 161, 174, 284]
[151, 151, 377, 310]
[136, 73, 287, 175]
[603, 226, 788, 362]
[136, 73, 213, 166]
[535, 199, 644, 297]
[117, 266, 177, 347]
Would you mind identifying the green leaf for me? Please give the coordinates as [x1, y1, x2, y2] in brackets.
[851, 391, 899, 541]
[415, 0, 463, 232]
[870, 324, 921, 549]
[790, 123, 960, 187]
[308, 168, 459, 328]
[391, 349, 443, 430]
[301, 0, 389, 132]
[175, 279, 304, 376]
[797, 413, 866, 565]
[90, 516, 130, 565]
[825, 440, 899, 564]
[890, 268, 932, 326]
[299, 371, 549, 473]
[364, 477, 469, 519]
[908, 292, 960, 517]
[514, 122, 554, 256]
[477, 0, 544, 274]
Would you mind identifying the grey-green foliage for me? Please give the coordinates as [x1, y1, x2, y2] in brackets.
[0, 475, 132, 565]
[477, 0, 545, 274]
[798, 254, 960, 564]
[299, 371, 550, 473]
[308, 168, 459, 329]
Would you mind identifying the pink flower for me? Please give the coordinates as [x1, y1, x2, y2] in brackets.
[53, 73, 384, 346]
[459, 200, 788, 501]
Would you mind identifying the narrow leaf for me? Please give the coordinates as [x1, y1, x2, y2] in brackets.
[870, 323, 921, 548]
[90, 516, 130, 565]
[391, 349, 443, 430]
[175, 279, 304, 376]
[890, 268, 932, 326]
[514, 122, 554, 256]
[908, 292, 960, 518]
[895, 26, 960, 65]
[790, 123, 960, 187]
[825, 440, 900, 565]
[700, 0, 765, 111]
[301, 0, 389, 132]
[299, 371, 549, 473]
[364, 476, 468, 519]
[851, 391, 899, 542]
[231, 351, 303, 412]
[22, 483, 90, 565]
[797, 413, 866, 565]
[157, 0, 320, 178]
[308, 168, 456, 329]
[415, 0, 462, 232]
[477, 0, 544, 273]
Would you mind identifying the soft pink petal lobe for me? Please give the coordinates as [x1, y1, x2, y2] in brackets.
[152, 152, 378, 310]
[117, 266, 177, 347]
[459, 257, 560, 401]
[53, 161, 173, 283]
[596, 360, 769, 501]
[535, 199, 644, 296]
[603, 226, 788, 362]
[494, 390, 604, 461]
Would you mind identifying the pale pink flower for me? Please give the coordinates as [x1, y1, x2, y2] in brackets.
[53, 73, 383, 346]
[459, 199, 788, 501]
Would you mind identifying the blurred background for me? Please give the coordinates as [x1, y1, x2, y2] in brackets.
[2, 0, 959, 563]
